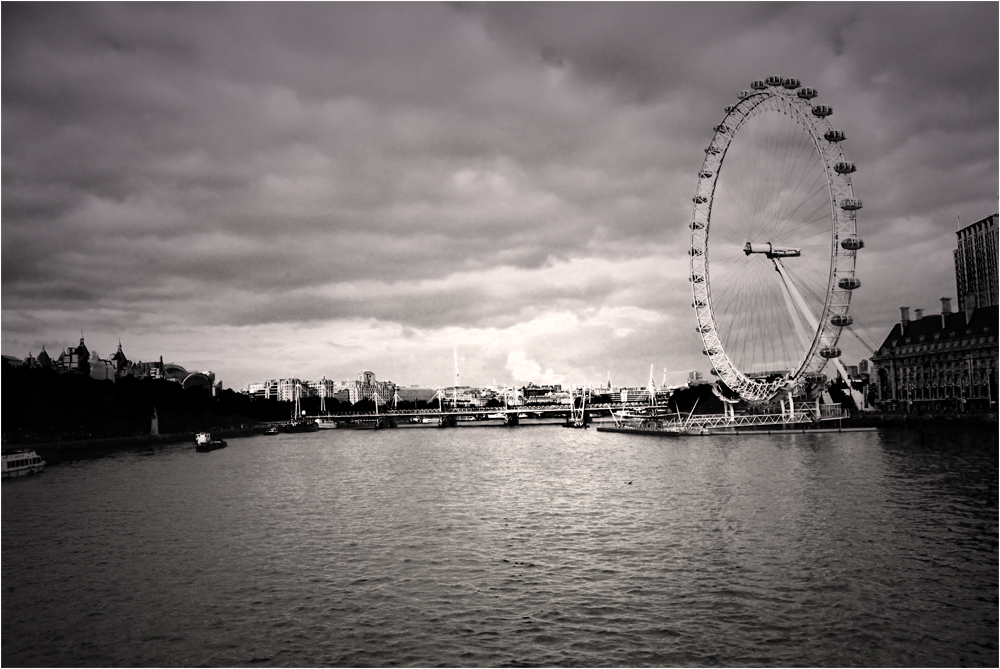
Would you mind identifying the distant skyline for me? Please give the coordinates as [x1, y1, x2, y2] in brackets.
[3, 3, 997, 390]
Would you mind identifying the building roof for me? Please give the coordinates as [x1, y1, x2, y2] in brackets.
[875, 305, 997, 353]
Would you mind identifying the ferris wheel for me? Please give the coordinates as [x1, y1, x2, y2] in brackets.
[689, 77, 864, 403]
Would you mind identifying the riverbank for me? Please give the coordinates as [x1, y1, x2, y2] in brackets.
[11, 426, 264, 464]
[6, 412, 995, 462]
[849, 412, 998, 427]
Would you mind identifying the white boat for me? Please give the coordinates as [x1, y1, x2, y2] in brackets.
[2, 450, 46, 478]
[316, 419, 339, 429]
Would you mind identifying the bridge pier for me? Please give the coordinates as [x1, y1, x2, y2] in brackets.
[563, 412, 593, 427]
[503, 413, 519, 426]
[438, 416, 457, 428]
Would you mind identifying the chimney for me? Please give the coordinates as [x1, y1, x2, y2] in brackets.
[941, 297, 952, 329]
[914, 308, 924, 320]
[899, 306, 910, 333]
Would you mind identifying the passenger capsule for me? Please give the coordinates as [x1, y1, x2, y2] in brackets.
[737, 90, 752, 99]
[840, 235, 865, 250]
[830, 314, 854, 327]
[834, 161, 856, 174]
[690, 274, 705, 284]
[697, 325, 712, 333]
[692, 300, 706, 308]
[703, 348, 719, 356]
[709, 368, 719, 376]
[840, 198, 863, 211]
[698, 170, 714, 178]
[838, 277, 861, 290]
[812, 105, 833, 117]
[765, 76, 784, 87]
[824, 129, 846, 142]
[819, 347, 842, 359]
[693, 195, 707, 204]
[751, 80, 767, 90]
[724, 105, 735, 113]
[797, 88, 818, 99]
[714, 124, 730, 134]
[690, 220, 705, 230]
[781, 78, 801, 89]
[689, 247, 703, 256]
[705, 146, 720, 155]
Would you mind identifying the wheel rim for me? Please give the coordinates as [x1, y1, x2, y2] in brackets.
[690, 80, 860, 402]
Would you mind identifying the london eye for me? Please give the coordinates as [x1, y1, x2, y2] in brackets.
[690, 77, 864, 403]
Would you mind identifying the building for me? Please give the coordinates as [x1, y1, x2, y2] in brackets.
[871, 302, 997, 413]
[348, 371, 395, 404]
[396, 386, 439, 405]
[8, 336, 217, 392]
[955, 214, 998, 316]
[55, 336, 91, 376]
[871, 213, 999, 414]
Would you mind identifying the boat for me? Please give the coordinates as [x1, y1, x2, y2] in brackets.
[263, 426, 280, 435]
[340, 419, 385, 430]
[2, 450, 46, 479]
[195, 432, 227, 452]
[316, 419, 339, 430]
[284, 420, 319, 433]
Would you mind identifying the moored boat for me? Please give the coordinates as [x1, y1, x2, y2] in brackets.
[263, 426, 280, 435]
[284, 420, 319, 433]
[2, 450, 46, 478]
[195, 432, 227, 452]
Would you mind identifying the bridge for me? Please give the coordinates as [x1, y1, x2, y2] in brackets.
[306, 402, 659, 427]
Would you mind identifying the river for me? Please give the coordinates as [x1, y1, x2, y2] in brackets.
[3, 424, 997, 666]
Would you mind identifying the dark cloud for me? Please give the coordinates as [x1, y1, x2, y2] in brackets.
[2, 3, 996, 388]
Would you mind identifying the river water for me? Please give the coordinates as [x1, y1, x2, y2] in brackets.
[3, 424, 997, 667]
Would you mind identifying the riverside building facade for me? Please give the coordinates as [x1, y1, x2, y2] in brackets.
[871, 213, 999, 414]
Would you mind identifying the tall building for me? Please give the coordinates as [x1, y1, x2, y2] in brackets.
[954, 213, 998, 314]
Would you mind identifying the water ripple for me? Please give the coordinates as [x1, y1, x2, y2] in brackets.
[3, 426, 997, 666]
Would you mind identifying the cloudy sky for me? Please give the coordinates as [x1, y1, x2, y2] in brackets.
[3, 2, 997, 390]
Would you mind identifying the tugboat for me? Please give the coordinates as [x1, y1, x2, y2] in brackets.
[2, 450, 46, 479]
[263, 426, 280, 436]
[195, 432, 227, 452]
